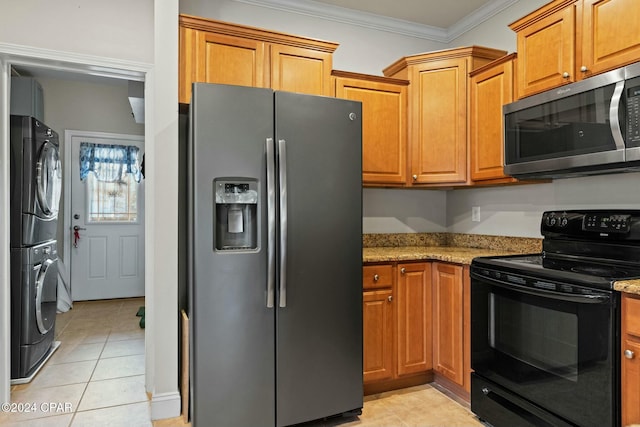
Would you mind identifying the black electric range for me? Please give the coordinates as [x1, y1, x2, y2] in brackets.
[474, 210, 640, 290]
[470, 210, 640, 427]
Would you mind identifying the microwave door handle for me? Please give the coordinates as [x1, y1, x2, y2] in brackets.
[472, 272, 611, 304]
[610, 80, 625, 151]
[266, 138, 276, 309]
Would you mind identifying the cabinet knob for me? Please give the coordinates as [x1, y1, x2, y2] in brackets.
[412, 174, 418, 181]
[580, 65, 588, 73]
[373, 274, 379, 282]
[562, 72, 570, 79]
[625, 349, 635, 359]
[400, 267, 406, 274]
[387, 295, 393, 302]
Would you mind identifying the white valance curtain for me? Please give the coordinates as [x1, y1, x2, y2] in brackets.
[79, 142, 141, 183]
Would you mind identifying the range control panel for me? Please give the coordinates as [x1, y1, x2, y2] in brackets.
[541, 210, 640, 237]
[583, 213, 631, 233]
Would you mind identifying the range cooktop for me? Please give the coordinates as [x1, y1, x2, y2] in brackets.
[473, 253, 640, 290]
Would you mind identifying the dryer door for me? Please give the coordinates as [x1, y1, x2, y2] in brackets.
[36, 141, 62, 218]
[35, 258, 58, 334]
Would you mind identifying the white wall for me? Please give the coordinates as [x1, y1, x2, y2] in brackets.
[0, 0, 153, 64]
[363, 188, 447, 233]
[448, 0, 548, 51]
[35, 77, 144, 262]
[38, 78, 144, 137]
[0, 0, 182, 419]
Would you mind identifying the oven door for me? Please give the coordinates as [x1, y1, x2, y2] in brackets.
[471, 271, 618, 427]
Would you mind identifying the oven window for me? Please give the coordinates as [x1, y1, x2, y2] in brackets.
[490, 293, 578, 382]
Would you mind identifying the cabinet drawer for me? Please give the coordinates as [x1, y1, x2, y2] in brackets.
[363, 265, 393, 289]
[625, 294, 640, 338]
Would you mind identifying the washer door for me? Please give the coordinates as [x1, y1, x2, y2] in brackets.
[35, 258, 58, 334]
[36, 141, 62, 218]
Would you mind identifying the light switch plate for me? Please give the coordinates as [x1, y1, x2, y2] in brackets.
[472, 206, 481, 222]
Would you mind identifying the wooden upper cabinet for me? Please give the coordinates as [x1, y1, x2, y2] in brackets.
[580, 0, 640, 77]
[179, 15, 338, 104]
[511, 0, 640, 99]
[469, 54, 517, 183]
[271, 45, 333, 96]
[333, 71, 409, 186]
[511, 0, 576, 98]
[199, 32, 266, 88]
[383, 47, 506, 186]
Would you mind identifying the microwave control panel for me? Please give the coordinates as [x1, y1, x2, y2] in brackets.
[628, 85, 640, 143]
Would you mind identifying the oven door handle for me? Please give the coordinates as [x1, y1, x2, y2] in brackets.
[471, 272, 611, 304]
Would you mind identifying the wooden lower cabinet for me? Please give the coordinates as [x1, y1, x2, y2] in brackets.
[622, 293, 640, 426]
[432, 263, 464, 385]
[363, 261, 470, 398]
[397, 263, 432, 376]
[363, 262, 432, 394]
[363, 289, 394, 383]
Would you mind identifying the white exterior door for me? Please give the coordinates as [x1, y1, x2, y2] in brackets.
[70, 132, 144, 301]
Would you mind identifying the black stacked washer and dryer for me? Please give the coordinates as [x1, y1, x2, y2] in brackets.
[10, 115, 62, 381]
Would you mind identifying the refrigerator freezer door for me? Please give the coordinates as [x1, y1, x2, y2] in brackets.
[274, 91, 363, 427]
[190, 83, 275, 427]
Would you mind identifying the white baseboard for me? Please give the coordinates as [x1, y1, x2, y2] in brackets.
[151, 391, 181, 420]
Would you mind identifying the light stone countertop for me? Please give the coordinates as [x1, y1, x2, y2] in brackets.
[363, 246, 526, 265]
[614, 279, 640, 296]
[362, 233, 640, 296]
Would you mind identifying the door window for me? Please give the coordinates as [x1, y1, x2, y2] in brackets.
[79, 142, 141, 223]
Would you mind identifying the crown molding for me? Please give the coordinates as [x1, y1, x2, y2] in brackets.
[232, 0, 447, 42]
[447, 0, 520, 41]
[232, 0, 520, 43]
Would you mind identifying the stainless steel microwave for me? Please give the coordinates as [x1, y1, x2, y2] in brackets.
[503, 62, 640, 179]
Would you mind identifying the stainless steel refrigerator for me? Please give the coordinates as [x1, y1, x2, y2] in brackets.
[188, 82, 363, 427]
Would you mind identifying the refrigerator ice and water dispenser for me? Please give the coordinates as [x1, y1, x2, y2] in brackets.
[214, 180, 258, 250]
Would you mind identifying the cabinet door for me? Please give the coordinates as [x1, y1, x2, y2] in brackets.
[397, 263, 431, 376]
[622, 294, 640, 426]
[363, 289, 394, 383]
[432, 262, 464, 386]
[622, 338, 640, 426]
[470, 59, 514, 182]
[515, 5, 575, 98]
[335, 77, 407, 185]
[410, 58, 467, 184]
[198, 32, 266, 88]
[179, 28, 266, 103]
[580, 0, 640, 77]
[270, 45, 333, 96]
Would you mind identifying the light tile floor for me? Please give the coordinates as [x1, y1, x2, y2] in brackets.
[1, 298, 148, 427]
[2, 298, 483, 427]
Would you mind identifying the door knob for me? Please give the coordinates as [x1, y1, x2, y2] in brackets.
[412, 174, 418, 181]
[387, 295, 393, 302]
[373, 274, 379, 282]
[73, 225, 87, 231]
[625, 349, 635, 359]
[400, 267, 406, 274]
[562, 72, 570, 79]
[580, 65, 588, 73]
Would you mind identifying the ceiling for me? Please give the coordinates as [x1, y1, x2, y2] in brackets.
[311, 0, 496, 28]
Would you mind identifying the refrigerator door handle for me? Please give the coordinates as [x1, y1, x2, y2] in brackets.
[278, 138, 288, 308]
[266, 138, 276, 308]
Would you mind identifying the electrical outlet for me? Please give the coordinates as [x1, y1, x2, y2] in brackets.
[472, 206, 481, 222]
